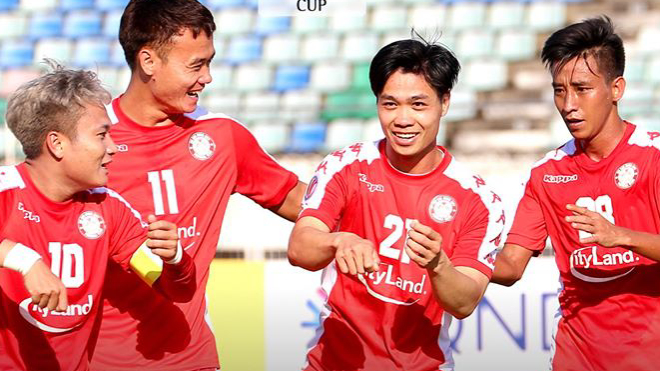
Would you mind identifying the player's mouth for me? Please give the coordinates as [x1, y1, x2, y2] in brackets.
[392, 132, 419, 145]
[564, 117, 584, 127]
[186, 91, 200, 100]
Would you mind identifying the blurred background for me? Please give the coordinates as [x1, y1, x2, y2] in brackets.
[0, 0, 656, 369]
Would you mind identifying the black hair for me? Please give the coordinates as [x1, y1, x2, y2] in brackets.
[541, 16, 624, 81]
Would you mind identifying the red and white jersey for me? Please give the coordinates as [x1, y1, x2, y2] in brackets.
[507, 122, 660, 371]
[300, 140, 503, 371]
[91, 97, 298, 370]
[0, 164, 146, 371]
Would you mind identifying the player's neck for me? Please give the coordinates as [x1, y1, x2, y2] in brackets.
[386, 144, 443, 175]
[121, 81, 179, 128]
[24, 160, 78, 203]
[579, 116, 627, 162]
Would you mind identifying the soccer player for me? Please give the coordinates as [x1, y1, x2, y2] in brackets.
[90, 0, 306, 369]
[288, 38, 504, 371]
[492, 17, 660, 371]
[0, 66, 193, 371]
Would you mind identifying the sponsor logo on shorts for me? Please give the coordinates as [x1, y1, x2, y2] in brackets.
[543, 174, 578, 184]
[614, 162, 638, 189]
[188, 132, 216, 161]
[429, 195, 457, 224]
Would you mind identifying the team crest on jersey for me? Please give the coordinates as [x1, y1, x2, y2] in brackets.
[428, 195, 458, 223]
[304, 176, 319, 201]
[78, 211, 106, 239]
[614, 162, 638, 189]
[188, 132, 216, 161]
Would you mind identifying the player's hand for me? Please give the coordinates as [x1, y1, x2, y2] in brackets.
[24, 260, 68, 312]
[565, 204, 624, 247]
[333, 232, 380, 275]
[146, 214, 179, 261]
[405, 221, 446, 271]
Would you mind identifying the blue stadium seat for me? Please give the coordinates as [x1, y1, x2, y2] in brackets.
[273, 65, 310, 92]
[109, 41, 125, 66]
[203, 0, 246, 9]
[29, 13, 62, 38]
[102, 10, 122, 38]
[288, 121, 326, 152]
[224, 36, 262, 65]
[0, 0, 17, 10]
[0, 41, 34, 67]
[95, 0, 128, 11]
[254, 16, 290, 36]
[73, 39, 110, 67]
[63, 11, 102, 38]
[60, 0, 94, 10]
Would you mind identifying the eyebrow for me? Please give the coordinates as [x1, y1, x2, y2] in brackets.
[190, 53, 216, 66]
[379, 94, 430, 101]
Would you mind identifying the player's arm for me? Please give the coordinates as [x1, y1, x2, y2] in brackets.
[128, 215, 196, 302]
[269, 181, 307, 221]
[0, 239, 68, 311]
[405, 221, 488, 319]
[288, 216, 380, 274]
[566, 203, 660, 262]
[491, 243, 534, 286]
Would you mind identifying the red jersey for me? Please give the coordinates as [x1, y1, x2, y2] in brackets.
[0, 164, 146, 371]
[507, 122, 660, 371]
[91, 98, 298, 370]
[299, 140, 503, 371]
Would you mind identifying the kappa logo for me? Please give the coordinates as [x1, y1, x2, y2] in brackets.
[17, 202, 40, 223]
[543, 174, 578, 184]
[78, 211, 106, 239]
[188, 132, 216, 161]
[358, 173, 385, 193]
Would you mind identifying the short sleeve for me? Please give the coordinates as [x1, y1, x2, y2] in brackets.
[505, 179, 548, 252]
[105, 190, 148, 269]
[232, 123, 298, 208]
[298, 153, 351, 231]
[450, 192, 504, 279]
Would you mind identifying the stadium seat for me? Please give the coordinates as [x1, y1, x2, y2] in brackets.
[291, 16, 328, 34]
[0, 41, 33, 67]
[273, 65, 310, 92]
[63, 11, 102, 38]
[0, 0, 18, 11]
[341, 33, 379, 62]
[448, 2, 486, 31]
[301, 33, 339, 62]
[60, 0, 93, 10]
[0, 13, 27, 39]
[254, 16, 290, 36]
[623, 56, 644, 83]
[369, 5, 407, 33]
[29, 13, 63, 39]
[202, 92, 241, 116]
[214, 8, 253, 36]
[619, 82, 654, 117]
[645, 55, 660, 83]
[103, 10, 122, 38]
[234, 63, 273, 92]
[250, 121, 288, 153]
[351, 63, 370, 92]
[487, 2, 524, 29]
[288, 121, 326, 153]
[95, 0, 129, 10]
[94, 66, 120, 94]
[637, 26, 660, 55]
[443, 87, 477, 122]
[329, 14, 366, 33]
[204, 0, 246, 9]
[262, 34, 300, 63]
[33, 38, 73, 64]
[463, 59, 507, 91]
[408, 4, 446, 33]
[73, 38, 111, 67]
[240, 91, 279, 121]
[0, 68, 40, 96]
[19, 0, 56, 11]
[322, 91, 375, 121]
[526, 1, 566, 31]
[205, 64, 233, 92]
[281, 89, 321, 121]
[496, 30, 535, 61]
[456, 30, 494, 60]
[325, 119, 364, 150]
[108, 40, 125, 66]
[310, 61, 350, 92]
[224, 35, 262, 65]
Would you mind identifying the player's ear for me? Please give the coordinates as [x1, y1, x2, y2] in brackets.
[137, 47, 158, 77]
[611, 76, 626, 103]
[440, 92, 451, 117]
[45, 131, 65, 160]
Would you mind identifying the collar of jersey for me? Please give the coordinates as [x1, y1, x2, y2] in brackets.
[113, 97, 186, 133]
[17, 163, 74, 212]
[573, 121, 635, 171]
[378, 140, 452, 182]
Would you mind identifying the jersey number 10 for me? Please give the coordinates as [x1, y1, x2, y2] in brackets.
[48, 242, 84, 288]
